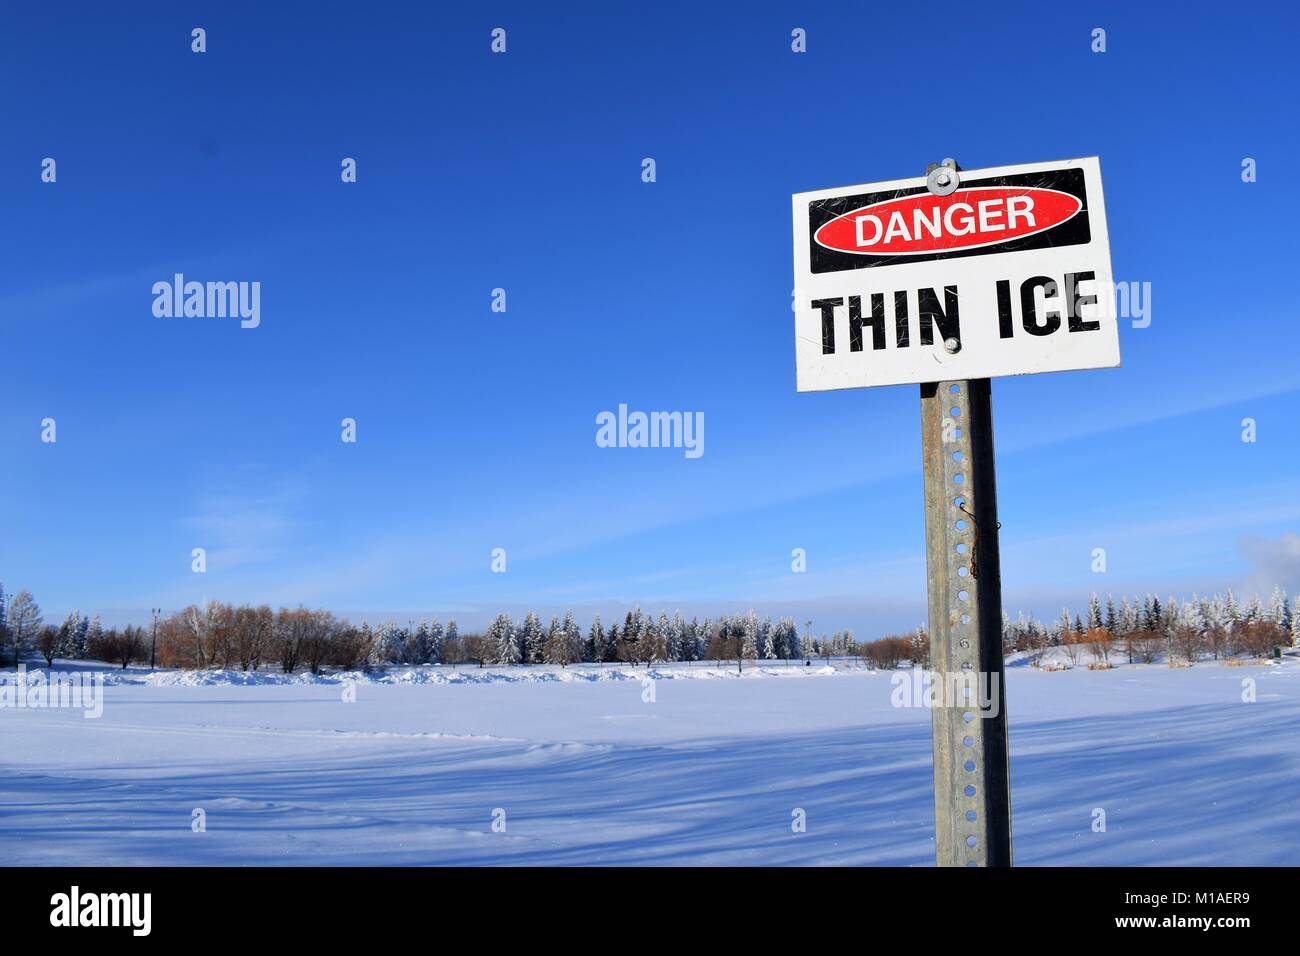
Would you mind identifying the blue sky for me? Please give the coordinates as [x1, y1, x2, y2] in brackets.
[2, 1, 1298, 635]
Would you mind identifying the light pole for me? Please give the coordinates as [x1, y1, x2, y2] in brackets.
[150, 608, 161, 669]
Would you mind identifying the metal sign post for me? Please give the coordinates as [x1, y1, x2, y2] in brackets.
[920, 376, 1011, 867]
[791, 154, 1118, 869]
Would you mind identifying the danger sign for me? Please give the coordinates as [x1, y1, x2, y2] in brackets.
[792, 157, 1119, 391]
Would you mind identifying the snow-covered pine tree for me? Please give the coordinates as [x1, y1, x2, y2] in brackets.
[544, 615, 561, 662]
[488, 613, 518, 665]
[635, 617, 658, 662]
[1268, 587, 1289, 630]
[1118, 597, 1138, 636]
[760, 617, 777, 660]
[428, 619, 444, 664]
[1243, 593, 1264, 623]
[1224, 589, 1240, 626]
[781, 618, 800, 660]
[698, 618, 713, 662]
[73, 613, 90, 659]
[656, 611, 671, 653]
[1104, 595, 1117, 632]
[741, 611, 759, 662]
[562, 609, 582, 660]
[909, 626, 929, 668]
[57, 611, 78, 658]
[1087, 593, 1102, 630]
[668, 611, 685, 662]
[521, 612, 544, 664]
[381, 621, 406, 664]
[587, 614, 604, 663]
[1184, 596, 1206, 635]
[412, 620, 430, 663]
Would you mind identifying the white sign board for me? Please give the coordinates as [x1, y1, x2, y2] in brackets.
[792, 157, 1119, 391]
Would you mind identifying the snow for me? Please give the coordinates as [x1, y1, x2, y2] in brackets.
[2, 658, 1297, 865]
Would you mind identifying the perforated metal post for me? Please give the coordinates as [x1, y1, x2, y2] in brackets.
[920, 378, 1012, 866]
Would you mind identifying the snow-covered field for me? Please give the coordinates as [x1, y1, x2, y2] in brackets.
[3, 658, 1297, 865]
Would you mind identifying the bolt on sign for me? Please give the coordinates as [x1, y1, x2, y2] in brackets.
[792, 157, 1119, 391]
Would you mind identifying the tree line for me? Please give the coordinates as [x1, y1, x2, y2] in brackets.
[1, 581, 1295, 673]
[1001, 589, 1297, 666]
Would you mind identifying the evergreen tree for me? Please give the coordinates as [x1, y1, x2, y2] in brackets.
[413, 620, 431, 663]
[545, 615, 561, 662]
[1118, 597, 1138, 636]
[698, 618, 713, 663]
[1087, 593, 1102, 630]
[86, 613, 104, 660]
[587, 614, 605, 663]
[563, 609, 582, 657]
[521, 612, 545, 664]
[740, 611, 759, 662]
[1268, 588, 1289, 629]
[488, 613, 519, 665]
[428, 619, 445, 664]
[57, 611, 78, 659]
[665, 611, 683, 662]
[1104, 595, 1117, 632]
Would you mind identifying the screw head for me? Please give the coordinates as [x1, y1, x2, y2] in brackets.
[944, 337, 961, 353]
[936, 171, 951, 186]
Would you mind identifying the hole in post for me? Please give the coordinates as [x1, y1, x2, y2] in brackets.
[964, 785, 976, 796]
[964, 760, 976, 772]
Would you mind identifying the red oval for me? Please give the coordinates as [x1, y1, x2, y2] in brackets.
[813, 186, 1082, 256]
